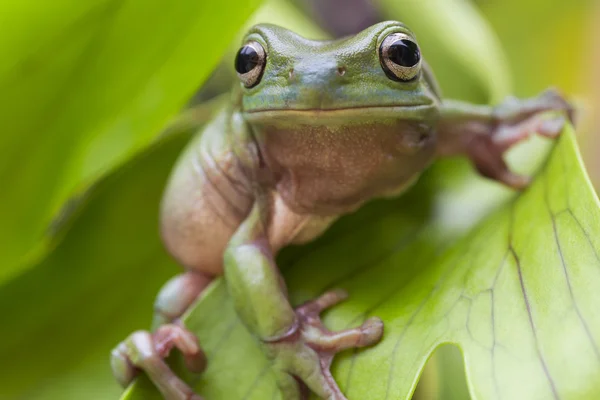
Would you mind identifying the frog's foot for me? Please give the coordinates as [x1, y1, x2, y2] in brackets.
[265, 289, 384, 400]
[470, 88, 573, 189]
[492, 88, 574, 151]
[111, 322, 206, 400]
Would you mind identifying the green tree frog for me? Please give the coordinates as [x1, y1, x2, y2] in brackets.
[111, 21, 572, 400]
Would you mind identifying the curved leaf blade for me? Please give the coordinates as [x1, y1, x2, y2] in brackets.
[124, 126, 600, 400]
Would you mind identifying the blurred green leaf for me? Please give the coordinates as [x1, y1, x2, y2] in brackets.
[411, 344, 471, 400]
[0, 129, 193, 399]
[477, 0, 592, 97]
[123, 125, 600, 400]
[434, 345, 470, 400]
[190, 0, 327, 104]
[0, 0, 261, 280]
[248, 0, 326, 38]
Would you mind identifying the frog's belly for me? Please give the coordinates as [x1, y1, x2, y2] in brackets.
[257, 120, 436, 215]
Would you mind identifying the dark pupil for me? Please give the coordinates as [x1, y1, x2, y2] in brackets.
[388, 39, 420, 67]
[235, 46, 259, 74]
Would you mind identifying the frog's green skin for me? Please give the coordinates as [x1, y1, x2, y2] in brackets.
[111, 21, 572, 400]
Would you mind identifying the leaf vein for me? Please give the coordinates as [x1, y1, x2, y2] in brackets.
[543, 170, 600, 360]
[241, 364, 272, 400]
[510, 245, 560, 399]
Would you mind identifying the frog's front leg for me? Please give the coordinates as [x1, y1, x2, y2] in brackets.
[224, 204, 383, 400]
[437, 88, 574, 189]
[111, 322, 204, 400]
[111, 271, 211, 400]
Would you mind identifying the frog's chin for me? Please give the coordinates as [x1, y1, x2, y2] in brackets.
[242, 104, 438, 124]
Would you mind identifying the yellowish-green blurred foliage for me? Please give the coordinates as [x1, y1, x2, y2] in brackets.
[0, 1, 598, 400]
[476, 0, 598, 181]
[480, 0, 592, 96]
[582, 1, 600, 183]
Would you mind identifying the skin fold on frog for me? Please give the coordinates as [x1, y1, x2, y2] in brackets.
[110, 21, 573, 400]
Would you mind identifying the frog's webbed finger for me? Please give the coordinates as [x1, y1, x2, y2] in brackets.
[296, 289, 348, 317]
[306, 317, 384, 353]
[493, 114, 566, 152]
[154, 323, 207, 373]
[438, 88, 573, 189]
[490, 88, 572, 153]
[493, 88, 575, 125]
[111, 327, 203, 400]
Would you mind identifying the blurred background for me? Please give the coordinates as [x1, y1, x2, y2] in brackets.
[0, 0, 597, 399]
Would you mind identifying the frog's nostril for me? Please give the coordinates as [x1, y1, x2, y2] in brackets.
[336, 66, 346, 77]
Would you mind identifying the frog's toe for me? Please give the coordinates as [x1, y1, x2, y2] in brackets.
[111, 341, 137, 387]
[538, 114, 569, 139]
[296, 289, 348, 317]
[493, 113, 568, 151]
[539, 88, 575, 122]
[305, 316, 384, 353]
[296, 290, 383, 353]
[111, 323, 205, 400]
[267, 290, 384, 400]
[153, 322, 207, 373]
[495, 88, 574, 124]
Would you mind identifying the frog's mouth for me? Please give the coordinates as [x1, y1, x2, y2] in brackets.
[242, 104, 438, 123]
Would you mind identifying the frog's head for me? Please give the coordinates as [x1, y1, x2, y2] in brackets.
[233, 22, 442, 213]
[234, 21, 439, 122]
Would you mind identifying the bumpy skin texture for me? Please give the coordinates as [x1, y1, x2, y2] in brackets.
[111, 21, 573, 400]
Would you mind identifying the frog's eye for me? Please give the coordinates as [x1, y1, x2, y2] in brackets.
[235, 41, 266, 88]
[379, 33, 421, 82]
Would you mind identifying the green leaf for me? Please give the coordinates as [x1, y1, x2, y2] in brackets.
[0, 0, 261, 280]
[122, 125, 600, 400]
[0, 130, 193, 399]
[477, 0, 591, 97]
